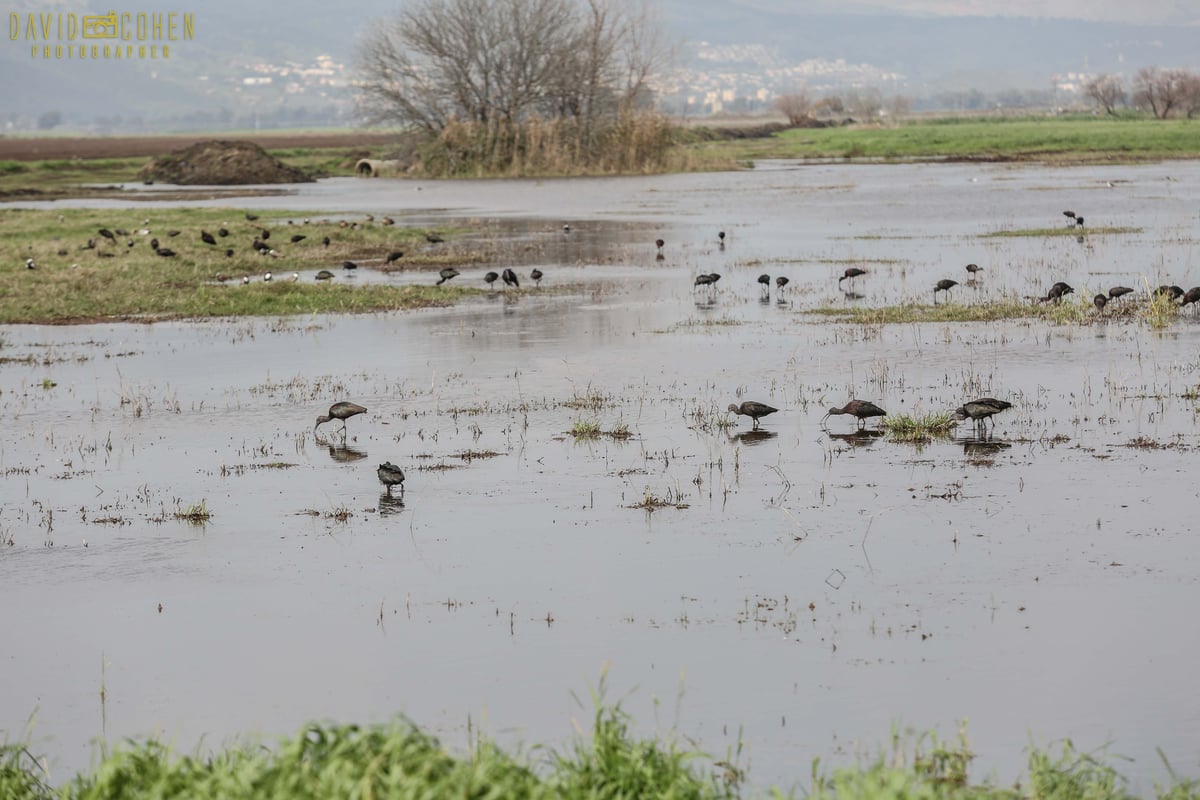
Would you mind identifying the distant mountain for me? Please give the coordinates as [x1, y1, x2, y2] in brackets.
[2, 0, 1197, 129]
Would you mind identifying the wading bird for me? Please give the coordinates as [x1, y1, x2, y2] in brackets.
[315, 270, 334, 281]
[1044, 282, 1074, 304]
[655, 238, 665, 255]
[718, 231, 726, 247]
[1108, 286, 1134, 300]
[315, 401, 366, 437]
[822, 400, 887, 430]
[377, 461, 405, 495]
[1093, 293, 1107, 311]
[1180, 287, 1200, 308]
[530, 268, 543, 286]
[839, 267, 867, 287]
[245, 213, 259, 221]
[342, 260, 357, 270]
[952, 397, 1012, 432]
[384, 250, 404, 265]
[200, 230, 216, 245]
[484, 271, 499, 289]
[156, 248, 176, 257]
[218, 227, 229, 237]
[1063, 210, 1076, 225]
[776, 276, 789, 293]
[758, 274, 771, 295]
[728, 400, 778, 430]
[436, 267, 459, 285]
[290, 234, 306, 244]
[934, 279, 958, 301]
[694, 273, 718, 290]
[98, 228, 116, 241]
[502, 268, 519, 288]
[322, 236, 331, 247]
[965, 263, 983, 279]
[1154, 285, 1184, 301]
[425, 233, 445, 244]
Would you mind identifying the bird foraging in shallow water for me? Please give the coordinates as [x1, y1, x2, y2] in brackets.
[377, 461, 405, 495]
[1108, 286, 1133, 300]
[1154, 285, 1184, 301]
[1044, 282, 1074, 304]
[758, 274, 771, 295]
[655, 238, 665, 255]
[1180, 287, 1200, 308]
[934, 279, 958, 301]
[385, 250, 404, 265]
[953, 397, 1012, 431]
[965, 263, 983, 279]
[315, 401, 366, 437]
[694, 273, 717, 289]
[484, 271, 499, 289]
[839, 267, 867, 286]
[342, 260, 357, 270]
[530, 268, 543, 286]
[822, 400, 887, 430]
[1093, 293, 1107, 311]
[502, 268, 519, 288]
[728, 400, 778, 430]
[436, 267, 459, 285]
[775, 276, 789, 292]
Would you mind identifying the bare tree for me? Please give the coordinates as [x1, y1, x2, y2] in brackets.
[1180, 71, 1200, 119]
[842, 87, 884, 120]
[1084, 74, 1125, 116]
[1131, 66, 1191, 119]
[775, 87, 815, 125]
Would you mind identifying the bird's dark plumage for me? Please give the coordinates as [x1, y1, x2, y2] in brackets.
[156, 248, 176, 257]
[377, 461, 405, 495]
[98, 228, 116, 241]
[965, 263, 983, 277]
[1108, 286, 1134, 300]
[1180, 287, 1200, 307]
[315, 401, 366, 435]
[291, 234, 307, 244]
[502, 268, 519, 288]
[484, 271, 499, 288]
[343, 260, 357, 270]
[776, 276, 789, 290]
[530, 268, 543, 286]
[934, 279, 958, 299]
[758, 274, 771, 292]
[245, 213, 260, 221]
[839, 267, 867, 284]
[728, 401, 778, 430]
[953, 398, 1012, 430]
[218, 227, 229, 237]
[385, 250, 404, 264]
[425, 233, 444, 244]
[315, 269, 334, 281]
[436, 267, 459, 285]
[322, 236, 331, 247]
[822, 400, 887, 429]
[200, 230, 216, 245]
[1045, 282, 1074, 303]
[1154, 285, 1184, 301]
[1093, 293, 1107, 311]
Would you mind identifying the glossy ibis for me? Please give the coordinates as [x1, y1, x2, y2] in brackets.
[149, 237, 159, 250]
[655, 238, 665, 255]
[425, 233, 445, 244]
[839, 267, 867, 286]
[258, 229, 269, 240]
[245, 213, 260, 221]
[758, 274, 771, 295]
[530, 268, 543, 286]
[322, 236, 331, 247]
[934, 279, 958, 301]
[484, 271, 499, 289]
[218, 227, 229, 237]
[953, 397, 1012, 431]
[694, 273, 717, 289]
[377, 461, 405, 495]
[1180, 287, 1200, 307]
[200, 230, 217, 245]
[98, 228, 116, 241]
[822, 400, 887, 430]
[436, 267, 459, 285]
[1063, 210, 1076, 224]
[156, 248, 176, 257]
[1108, 286, 1134, 300]
[384, 251, 404, 265]
[1045, 282, 1074, 304]
[718, 230, 726, 245]
[315, 270, 334, 281]
[1093, 293, 1107, 311]
[224, 248, 234, 258]
[342, 260, 357, 270]
[727, 400, 778, 430]
[290, 234, 306, 244]
[965, 263, 983, 278]
[1154, 285, 1184, 301]
[1075, 216, 1084, 228]
[167, 230, 181, 237]
[315, 401, 366, 436]
[775, 276, 789, 292]
[501, 268, 519, 288]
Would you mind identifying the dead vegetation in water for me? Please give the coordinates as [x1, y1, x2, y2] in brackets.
[627, 485, 690, 511]
[219, 462, 297, 476]
[1122, 436, 1191, 451]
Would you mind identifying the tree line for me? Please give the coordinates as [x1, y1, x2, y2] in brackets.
[1085, 68, 1200, 118]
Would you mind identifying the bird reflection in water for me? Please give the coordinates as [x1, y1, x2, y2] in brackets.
[324, 443, 368, 463]
[378, 492, 406, 516]
[825, 429, 885, 448]
[958, 434, 1012, 458]
[842, 290, 866, 301]
[728, 429, 777, 447]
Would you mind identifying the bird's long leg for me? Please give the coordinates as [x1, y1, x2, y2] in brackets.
[752, 418, 759, 431]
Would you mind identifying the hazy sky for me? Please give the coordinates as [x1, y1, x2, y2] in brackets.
[842, 0, 1200, 25]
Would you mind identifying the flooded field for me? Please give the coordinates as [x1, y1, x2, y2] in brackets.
[2, 161, 1199, 792]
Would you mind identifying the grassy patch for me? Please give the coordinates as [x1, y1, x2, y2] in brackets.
[569, 420, 603, 439]
[173, 500, 211, 524]
[684, 116, 1200, 165]
[629, 485, 690, 511]
[0, 208, 480, 323]
[981, 226, 1142, 238]
[807, 301, 1070, 324]
[884, 411, 957, 442]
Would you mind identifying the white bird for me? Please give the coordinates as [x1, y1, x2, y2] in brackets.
[242, 275, 250, 285]
[25, 258, 36, 269]
[264, 272, 273, 282]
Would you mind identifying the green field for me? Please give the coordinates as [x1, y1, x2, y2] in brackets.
[684, 116, 1200, 165]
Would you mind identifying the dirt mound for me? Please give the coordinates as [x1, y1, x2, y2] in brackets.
[137, 140, 313, 185]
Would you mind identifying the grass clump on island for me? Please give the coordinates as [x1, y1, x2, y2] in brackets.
[884, 410, 957, 442]
[4, 703, 1198, 800]
[0, 208, 482, 323]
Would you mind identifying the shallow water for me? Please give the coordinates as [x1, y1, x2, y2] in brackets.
[3, 161, 1200, 791]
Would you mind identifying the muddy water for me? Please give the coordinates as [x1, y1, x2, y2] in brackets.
[3, 161, 1200, 791]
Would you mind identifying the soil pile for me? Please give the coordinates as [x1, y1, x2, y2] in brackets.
[138, 140, 313, 185]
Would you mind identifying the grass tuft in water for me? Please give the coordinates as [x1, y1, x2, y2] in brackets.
[569, 420, 603, 439]
[884, 411, 956, 442]
[173, 500, 211, 524]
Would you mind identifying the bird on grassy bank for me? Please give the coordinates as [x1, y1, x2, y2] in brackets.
[149, 237, 159, 250]
[728, 400, 778, 430]
[839, 267, 867, 287]
[1108, 286, 1134, 300]
[425, 233, 445, 244]
[484, 271, 499, 290]
[218, 227, 229, 237]
[822, 400, 887, 430]
[98, 228, 116, 242]
[502, 268, 519, 288]
[315, 270, 334, 281]
[953, 398, 1012, 431]
[1154, 285, 1184, 301]
[1094, 294, 1107, 311]
[934, 279, 958, 301]
[224, 248, 234, 258]
[315, 401, 366, 437]
[25, 258, 36, 270]
[200, 230, 216, 245]
[436, 267, 460, 286]
[965, 263, 983, 279]
[167, 230, 181, 238]
[530, 268, 543, 287]
[156, 248, 176, 258]
[1044, 282, 1074, 304]
[377, 461, 405, 495]
[245, 213, 260, 221]
[384, 250, 404, 265]
[322, 236, 331, 247]
[290, 234, 307, 244]
[1180, 287, 1200, 308]
[264, 272, 272, 282]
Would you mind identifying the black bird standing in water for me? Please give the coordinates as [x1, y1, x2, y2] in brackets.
[502, 268, 519, 288]
[1044, 282, 1074, 304]
[1063, 210, 1076, 226]
[839, 267, 867, 287]
[1093, 293, 1108, 311]
[757, 274, 771, 296]
[436, 267, 459, 285]
[315, 401, 366, 437]
[694, 273, 717, 290]
[822, 400, 887, 430]
[728, 400, 778, 430]
[965, 263, 983, 279]
[530, 268, 543, 286]
[484, 271, 499, 289]
[934, 279, 958, 301]
[953, 397, 1012, 432]
[655, 238, 665, 256]
[343, 260, 357, 271]
[377, 462, 405, 495]
[775, 276, 789, 293]
[718, 231, 726, 247]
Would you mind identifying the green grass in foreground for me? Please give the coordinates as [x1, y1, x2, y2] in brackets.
[685, 117, 1200, 165]
[0, 208, 482, 323]
[3, 705, 1197, 799]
